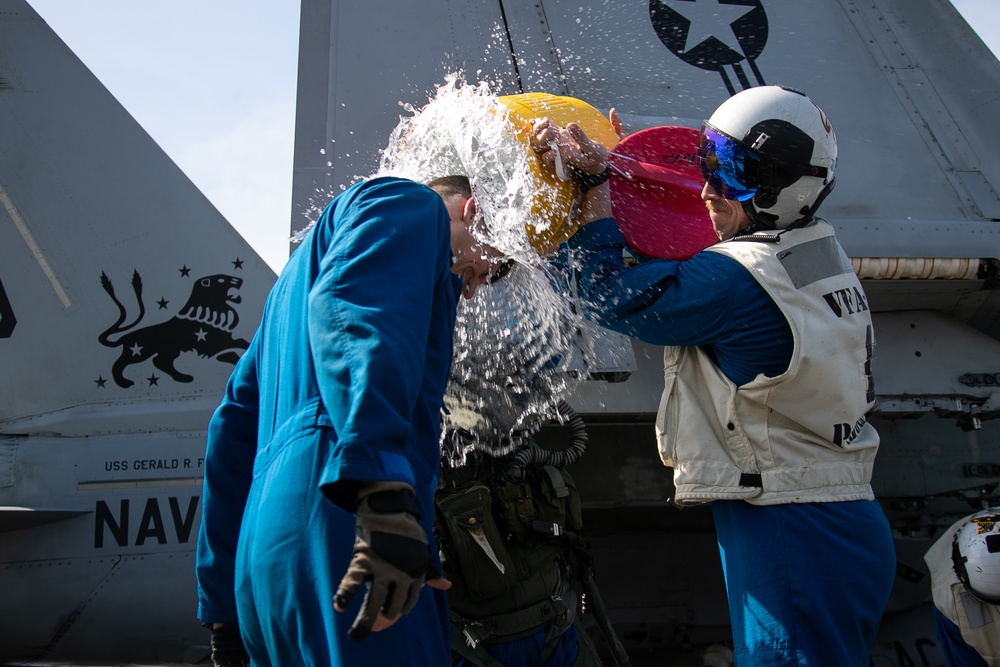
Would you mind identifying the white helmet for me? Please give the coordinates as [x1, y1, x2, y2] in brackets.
[699, 85, 837, 230]
[951, 508, 1000, 604]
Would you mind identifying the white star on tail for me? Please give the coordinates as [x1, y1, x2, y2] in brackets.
[657, 0, 755, 55]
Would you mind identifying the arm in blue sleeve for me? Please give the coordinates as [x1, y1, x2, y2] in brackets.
[195, 332, 261, 622]
[308, 180, 450, 507]
[565, 218, 744, 346]
[933, 606, 990, 667]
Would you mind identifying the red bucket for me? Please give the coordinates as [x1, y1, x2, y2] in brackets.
[609, 126, 717, 260]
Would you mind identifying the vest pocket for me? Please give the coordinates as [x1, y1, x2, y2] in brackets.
[435, 484, 519, 600]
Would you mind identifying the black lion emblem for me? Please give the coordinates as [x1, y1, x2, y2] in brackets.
[98, 271, 250, 388]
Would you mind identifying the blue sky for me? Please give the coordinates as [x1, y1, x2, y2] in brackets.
[27, 0, 1000, 273]
[29, 0, 300, 271]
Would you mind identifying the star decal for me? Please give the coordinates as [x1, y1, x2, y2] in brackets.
[195, 329, 208, 342]
[147, 374, 160, 386]
[179, 265, 191, 277]
[232, 257, 244, 270]
[95, 376, 107, 388]
[157, 297, 169, 309]
[130, 342, 143, 357]
[657, 0, 755, 55]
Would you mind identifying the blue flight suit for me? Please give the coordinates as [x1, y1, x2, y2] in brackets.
[564, 218, 895, 666]
[934, 609, 991, 667]
[196, 177, 460, 666]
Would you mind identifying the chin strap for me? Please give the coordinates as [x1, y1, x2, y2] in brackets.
[741, 176, 836, 234]
[740, 199, 777, 234]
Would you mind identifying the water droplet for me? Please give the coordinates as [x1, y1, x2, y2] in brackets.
[377, 76, 601, 465]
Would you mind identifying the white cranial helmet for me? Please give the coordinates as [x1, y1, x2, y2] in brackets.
[700, 85, 837, 230]
[951, 508, 1000, 604]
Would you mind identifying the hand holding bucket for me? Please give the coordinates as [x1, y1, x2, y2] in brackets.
[499, 93, 620, 251]
[503, 94, 716, 259]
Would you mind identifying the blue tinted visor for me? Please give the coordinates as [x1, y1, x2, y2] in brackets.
[699, 126, 760, 201]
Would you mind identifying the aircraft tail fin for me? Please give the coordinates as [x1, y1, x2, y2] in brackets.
[0, 2, 274, 437]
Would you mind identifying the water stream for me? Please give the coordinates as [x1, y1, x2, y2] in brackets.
[377, 76, 597, 465]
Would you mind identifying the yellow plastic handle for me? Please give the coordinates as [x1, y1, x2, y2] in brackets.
[498, 93, 619, 250]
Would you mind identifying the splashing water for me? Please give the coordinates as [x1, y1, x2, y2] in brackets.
[378, 76, 596, 465]
[379, 76, 552, 261]
[441, 263, 589, 464]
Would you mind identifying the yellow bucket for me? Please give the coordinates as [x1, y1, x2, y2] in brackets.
[498, 93, 620, 250]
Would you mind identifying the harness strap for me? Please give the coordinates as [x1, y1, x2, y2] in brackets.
[453, 594, 571, 646]
[543, 465, 570, 498]
[450, 617, 506, 667]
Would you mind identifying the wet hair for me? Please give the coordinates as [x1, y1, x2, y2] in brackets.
[425, 174, 513, 285]
[426, 174, 472, 200]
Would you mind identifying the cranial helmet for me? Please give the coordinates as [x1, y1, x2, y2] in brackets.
[699, 85, 837, 230]
[951, 508, 1000, 604]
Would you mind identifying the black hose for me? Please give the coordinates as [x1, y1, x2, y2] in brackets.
[506, 400, 587, 478]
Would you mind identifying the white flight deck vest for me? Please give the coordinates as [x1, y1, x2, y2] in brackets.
[655, 219, 879, 505]
[925, 518, 1000, 666]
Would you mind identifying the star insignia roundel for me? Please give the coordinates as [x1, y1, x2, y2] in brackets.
[650, 0, 768, 71]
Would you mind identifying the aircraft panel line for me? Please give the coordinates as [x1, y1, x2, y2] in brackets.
[78, 477, 204, 491]
[0, 180, 72, 308]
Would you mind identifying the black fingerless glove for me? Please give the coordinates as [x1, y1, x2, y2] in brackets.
[207, 622, 249, 667]
[334, 481, 439, 642]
